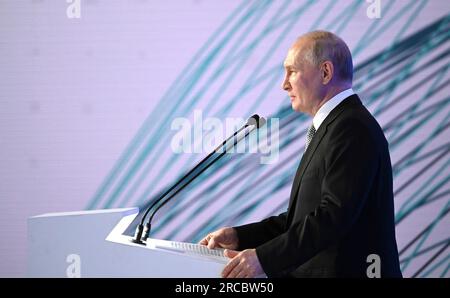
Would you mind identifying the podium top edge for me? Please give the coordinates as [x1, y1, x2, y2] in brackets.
[29, 207, 139, 219]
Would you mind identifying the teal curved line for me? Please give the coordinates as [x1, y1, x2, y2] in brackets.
[440, 262, 450, 278]
[154, 120, 301, 237]
[218, 173, 294, 230]
[309, 0, 339, 30]
[104, 0, 267, 209]
[390, 103, 449, 153]
[132, 0, 315, 208]
[188, 169, 296, 242]
[324, 0, 364, 32]
[387, 63, 450, 142]
[219, 0, 314, 68]
[353, 15, 450, 92]
[220, 1, 317, 114]
[144, 0, 290, 188]
[397, 160, 450, 221]
[392, 126, 450, 184]
[388, 82, 450, 144]
[161, 115, 306, 220]
[388, 90, 450, 149]
[372, 34, 450, 118]
[421, 253, 450, 277]
[247, 70, 285, 114]
[239, 10, 312, 114]
[333, 0, 363, 35]
[380, 92, 449, 154]
[236, 175, 296, 223]
[400, 238, 450, 264]
[371, 0, 429, 115]
[169, 153, 299, 239]
[392, 118, 450, 223]
[394, 144, 450, 175]
[398, 173, 450, 224]
[401, 200, 450, 271]
[398, 169, 450, 223]
[369, 31, 450, 122]
[197, 164, 297, 230]
[352, 0, 401, 58]
[100, 1, 267, 209]
[85, 0, 253, 209]
[392, 107, 450, 176]
[118, 0, 275, 207]
[128, 0, 306, 210]
[109, 0, 418, 212]
[158, 125, 304, 238]
[394, 0, 429, 41]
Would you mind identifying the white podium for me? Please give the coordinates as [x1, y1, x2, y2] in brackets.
[27, 208, 228, 277]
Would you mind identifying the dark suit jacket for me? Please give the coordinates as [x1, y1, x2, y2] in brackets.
[234, 95, 402, 278]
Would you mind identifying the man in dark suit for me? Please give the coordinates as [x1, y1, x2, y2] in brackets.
[199, 31, 402, 278]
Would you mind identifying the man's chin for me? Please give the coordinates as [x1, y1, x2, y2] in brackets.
[291, 102, 302, 113]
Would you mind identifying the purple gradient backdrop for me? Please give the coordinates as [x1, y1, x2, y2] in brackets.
[0, 0, 449, 277]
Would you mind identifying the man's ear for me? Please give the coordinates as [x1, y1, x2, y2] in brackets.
[321, 61, 334, 85]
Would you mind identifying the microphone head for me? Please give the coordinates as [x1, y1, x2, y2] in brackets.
[258, 116, 267, 128]
[247, 114, 267, 128]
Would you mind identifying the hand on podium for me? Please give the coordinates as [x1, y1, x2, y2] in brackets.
[199, 228, 266, 278]
[221, 249, 265, 278]
[198, 227, 239, 250]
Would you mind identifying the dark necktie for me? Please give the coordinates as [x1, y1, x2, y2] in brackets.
[305, 123, 316, 152]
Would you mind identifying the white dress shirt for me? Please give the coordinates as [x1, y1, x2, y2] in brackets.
[312, 88, 355, 130]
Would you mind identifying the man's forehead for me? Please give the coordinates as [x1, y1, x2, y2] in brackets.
[284, 37, 313, 68]
[283, 48, 299, 68]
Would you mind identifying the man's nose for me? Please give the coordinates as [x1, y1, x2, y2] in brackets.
[281, 78, 290, 91]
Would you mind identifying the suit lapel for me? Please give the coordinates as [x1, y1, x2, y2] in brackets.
[286, 125, 327, 221]
[286, 95, 362, 225]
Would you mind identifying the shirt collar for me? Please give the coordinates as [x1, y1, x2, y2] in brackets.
[312, 88, 355, 130]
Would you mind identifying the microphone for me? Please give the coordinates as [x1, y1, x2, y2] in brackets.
[132, 114, 266, 244]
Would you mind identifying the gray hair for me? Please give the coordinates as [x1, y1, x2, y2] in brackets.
[298, 30, 353, 83]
